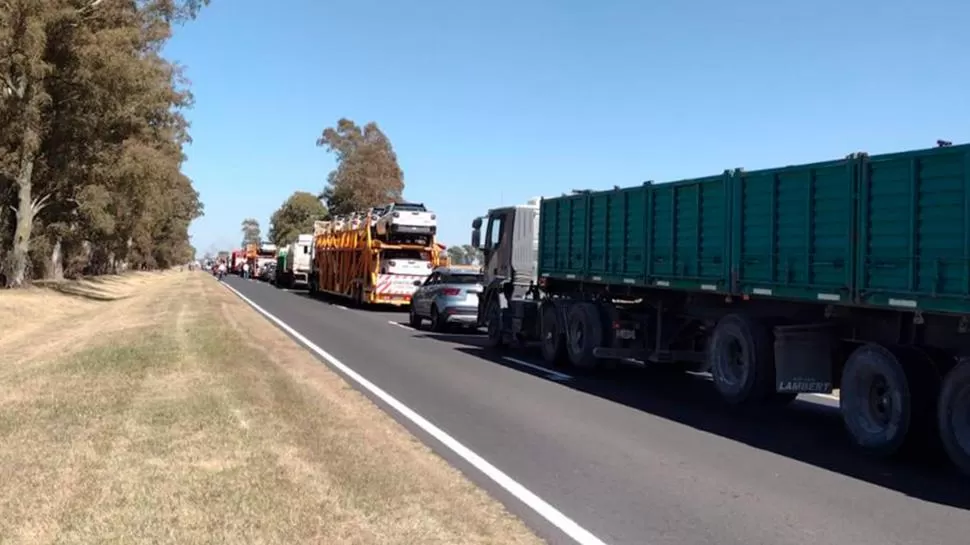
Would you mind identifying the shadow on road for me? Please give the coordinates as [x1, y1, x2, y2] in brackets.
[253, 283, 970, 510]
[416, 329, 970, 511]
[291, 290, 413, 313]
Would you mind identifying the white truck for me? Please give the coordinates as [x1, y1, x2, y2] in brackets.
[274, 234, 313, 289]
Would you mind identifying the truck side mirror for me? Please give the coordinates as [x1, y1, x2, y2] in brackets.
[471, 217, 483, 230]
[471, 228, 481, 249]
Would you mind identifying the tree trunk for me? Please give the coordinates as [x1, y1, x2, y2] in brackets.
[5, 140, 38, 288]
[49, 237, 64, 281]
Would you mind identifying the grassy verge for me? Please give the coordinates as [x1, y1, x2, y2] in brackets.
[0, 271, 544, 545]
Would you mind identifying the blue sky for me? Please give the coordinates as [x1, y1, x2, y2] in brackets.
[164, 0, 970, 254]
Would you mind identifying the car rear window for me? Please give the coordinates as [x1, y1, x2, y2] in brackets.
[441, 274, 482, 284]
[392, 203, 427, 212]
[383, 250, 426, 261]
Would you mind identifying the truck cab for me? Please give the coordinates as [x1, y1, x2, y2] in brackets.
[470, 199, 541, 342]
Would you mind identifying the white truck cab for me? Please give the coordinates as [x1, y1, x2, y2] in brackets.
[472, 198, 541, 298]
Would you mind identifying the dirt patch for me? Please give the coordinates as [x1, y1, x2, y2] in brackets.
[0, 272, 545, 545]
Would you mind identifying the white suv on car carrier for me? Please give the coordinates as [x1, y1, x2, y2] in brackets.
[375, 202, 437, 242]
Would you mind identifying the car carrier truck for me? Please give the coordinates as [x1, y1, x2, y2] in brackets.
[309, 216, 439, 306]
[472, 140, 970, 476]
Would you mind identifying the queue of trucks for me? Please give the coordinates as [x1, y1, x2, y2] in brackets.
[227, 242, 276, 276]
[231, 202, 447, 306]
[223, 140, 970, 478]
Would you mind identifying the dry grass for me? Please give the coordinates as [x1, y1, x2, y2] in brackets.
[0, 272, 545, 545]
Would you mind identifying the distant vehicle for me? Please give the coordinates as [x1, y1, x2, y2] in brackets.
[254, 242, 277, 276]
[275, 234, 314, 289]
[375, 202, 436, 243]
[230, 249, 247, 274]
[258, 262, 276, 282]
[409, 266, 483, 332]
[309, 217, 439, 307]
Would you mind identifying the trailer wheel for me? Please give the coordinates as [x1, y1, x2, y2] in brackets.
[708, 314, 775, 405]
[565, 303, 603, 369]
[540, 304, 566, 367]
[840, 344, 938, 456]
[938, 358, 970, 476]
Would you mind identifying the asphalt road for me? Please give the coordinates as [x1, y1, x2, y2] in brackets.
[224, 276, 970, 545]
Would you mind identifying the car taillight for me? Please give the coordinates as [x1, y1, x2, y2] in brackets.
[388, 260, 397, 266]
[425, 262, 432, 268]
[430, 214, 436, 220]
[442, 288, 461, 296]
[393, 212, 400, 218]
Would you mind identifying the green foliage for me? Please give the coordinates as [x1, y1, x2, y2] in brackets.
[268, 191, 328, 247]
[0, 0, 209, 286]
[445, 244, 483, 266]
[240, 218, 261, 247]
[316, 118, 404, 215]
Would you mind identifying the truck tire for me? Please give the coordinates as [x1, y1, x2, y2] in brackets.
[540, 304, 567, 367]
[937, 358, 970, 476]
[839, 344, 938, 457]
[565, 302, 603, 369]
[483, 302, 505, 350]
[708, 313, 776, 405]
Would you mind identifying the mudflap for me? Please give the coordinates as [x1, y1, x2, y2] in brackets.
[773, 323, 836, 394]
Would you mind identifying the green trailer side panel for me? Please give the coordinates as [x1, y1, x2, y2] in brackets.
[538, 194, 589, 278]
[733, 159, 855, 302]
[587, 186, 647, 282]
[857, 144, 970, 314]
[648, 174, 731, 290]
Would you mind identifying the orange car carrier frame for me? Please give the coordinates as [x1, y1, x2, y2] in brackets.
[309, 219, 445, 307]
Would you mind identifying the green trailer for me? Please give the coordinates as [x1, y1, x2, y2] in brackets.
[538, 143, 970, 315]
[275, 247, 288, 279]
[474, 141, 970, 476]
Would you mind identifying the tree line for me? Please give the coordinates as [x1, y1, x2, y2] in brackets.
[0, 0, 208, 288]
[251, 118, 403, 249]
[252, 117, 481, 265]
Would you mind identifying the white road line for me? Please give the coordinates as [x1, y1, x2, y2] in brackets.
[332, 304, 349, 310]
[219, 282, 609, 545]
[388, 320, 412, 329]
[503, 357, 574, 382]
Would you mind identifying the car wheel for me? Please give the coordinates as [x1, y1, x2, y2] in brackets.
[431, 306, 447, 333]
[408, 305, 422, 329]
